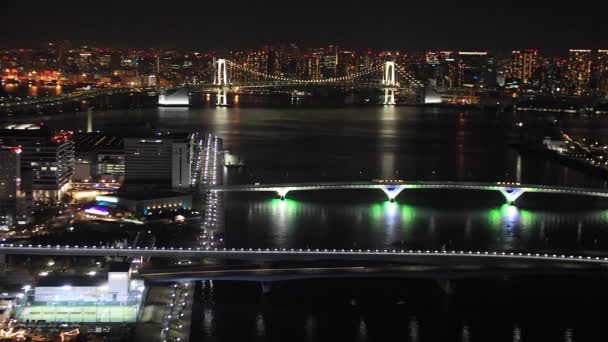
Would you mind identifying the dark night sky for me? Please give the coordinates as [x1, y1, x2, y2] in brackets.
[2, 0, 606, 52]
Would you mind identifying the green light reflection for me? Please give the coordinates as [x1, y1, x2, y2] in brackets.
[369, 201, 417, 225]
[485, 204, 537, 231]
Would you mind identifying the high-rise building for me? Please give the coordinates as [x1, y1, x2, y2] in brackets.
[0, 124, 73, 204]
[320, 45, 339, 78]
[567, 49, 592, 96]
[0, 146, 21, 230]
[457, 51, 496, 87]
[597, 50, 608, 96]
[123, 133, 196, 189]
[297, 54, 320, 80]
[511, 49, 539, 84]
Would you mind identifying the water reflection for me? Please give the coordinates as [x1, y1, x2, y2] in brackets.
[379, 105, 398, 180]
[408, 316, 419, 342]
[356, 318, 368, 342]
[226, 197, 608, 253]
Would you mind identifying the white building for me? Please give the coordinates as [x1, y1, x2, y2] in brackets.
[34, 271, 130, 303]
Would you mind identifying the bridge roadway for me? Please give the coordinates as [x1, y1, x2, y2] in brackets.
[0, 87, 153, 110]
[201, 180, 608, 203]
[1, 244, 608, 267]
[192, 80, 395, 89]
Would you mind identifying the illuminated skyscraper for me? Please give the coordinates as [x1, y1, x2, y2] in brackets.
[567, 49, 592, 95]
[597, 50, 608, 96]
[320, 45, 339, 78]
[511, 49, 538, 84]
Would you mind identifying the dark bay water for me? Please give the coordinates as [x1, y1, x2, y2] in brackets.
[15, 105, 608, 341]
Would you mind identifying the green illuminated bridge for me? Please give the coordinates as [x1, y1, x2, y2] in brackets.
[201, 180, 608, 204]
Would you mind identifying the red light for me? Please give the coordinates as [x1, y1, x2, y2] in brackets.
[10, 147, 22, 154]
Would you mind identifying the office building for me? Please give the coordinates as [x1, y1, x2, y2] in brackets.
[511, 49, 539, 84]
[123, 132, 196, 189]
[0, 147, 21, 229]
[567, 49, 592, 95]
[321, 45, 339, 78]
[0, 124, 74, 204]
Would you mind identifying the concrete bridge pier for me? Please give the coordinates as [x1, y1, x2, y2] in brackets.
[384, 88, 396, 105]
[216, 89, 228, 106]
[276, 188, 290, 201]
[261, 282, 272, 294]
[380, 185, 406, 202]
[436, 279, 453, 296]
[498, 188, 526, 204]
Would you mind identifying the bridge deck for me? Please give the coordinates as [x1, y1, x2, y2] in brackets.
[201, 181, 608, 198]
[1, 245, 607, 266]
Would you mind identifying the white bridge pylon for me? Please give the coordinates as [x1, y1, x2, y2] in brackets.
[211, 59, 408, 106]
[214, 58, 229, 106]
[214, 58, 229, 86]
[383, 61, 396, 105]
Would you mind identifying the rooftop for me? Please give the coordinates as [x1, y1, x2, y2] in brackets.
[36, 275, 105, 287]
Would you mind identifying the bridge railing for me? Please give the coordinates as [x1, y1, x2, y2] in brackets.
[1, 244, 607, 265]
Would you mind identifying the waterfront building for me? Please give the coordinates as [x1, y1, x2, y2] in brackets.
[123, 132, 196, 190]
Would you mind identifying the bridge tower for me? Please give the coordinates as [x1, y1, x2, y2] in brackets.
[214, 58, 229, 106]
[382, 61, 396, 105]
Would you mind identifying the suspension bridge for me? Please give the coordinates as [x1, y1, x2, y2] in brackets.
[161, 59, 424, 106]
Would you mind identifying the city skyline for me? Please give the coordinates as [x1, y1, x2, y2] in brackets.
[3, 1, 607, 51]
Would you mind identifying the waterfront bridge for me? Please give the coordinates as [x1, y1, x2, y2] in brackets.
[1, 244, 607, 267]
[0, 87, 152, 112]
[201, 180, 608, 204]
[162, 59, 424, 106]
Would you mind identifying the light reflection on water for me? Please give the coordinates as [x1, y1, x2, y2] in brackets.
[226, 197, 608, 254]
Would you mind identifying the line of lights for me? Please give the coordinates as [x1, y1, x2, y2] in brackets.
[159, 282, 190, 342]
[0, 244, 606, 264]
[226, 59, 384, 84]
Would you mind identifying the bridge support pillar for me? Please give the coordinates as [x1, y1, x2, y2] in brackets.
[384, 88, 396, 105]
[381, 185, 405, 202]
[499, 188, 526, 204]
[216, 89, 228, 106]
[383, 61, 397, 105]
[261, 282, 272, 294]
[276, 189, 289, 201]
[437, 279, 453, 296]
